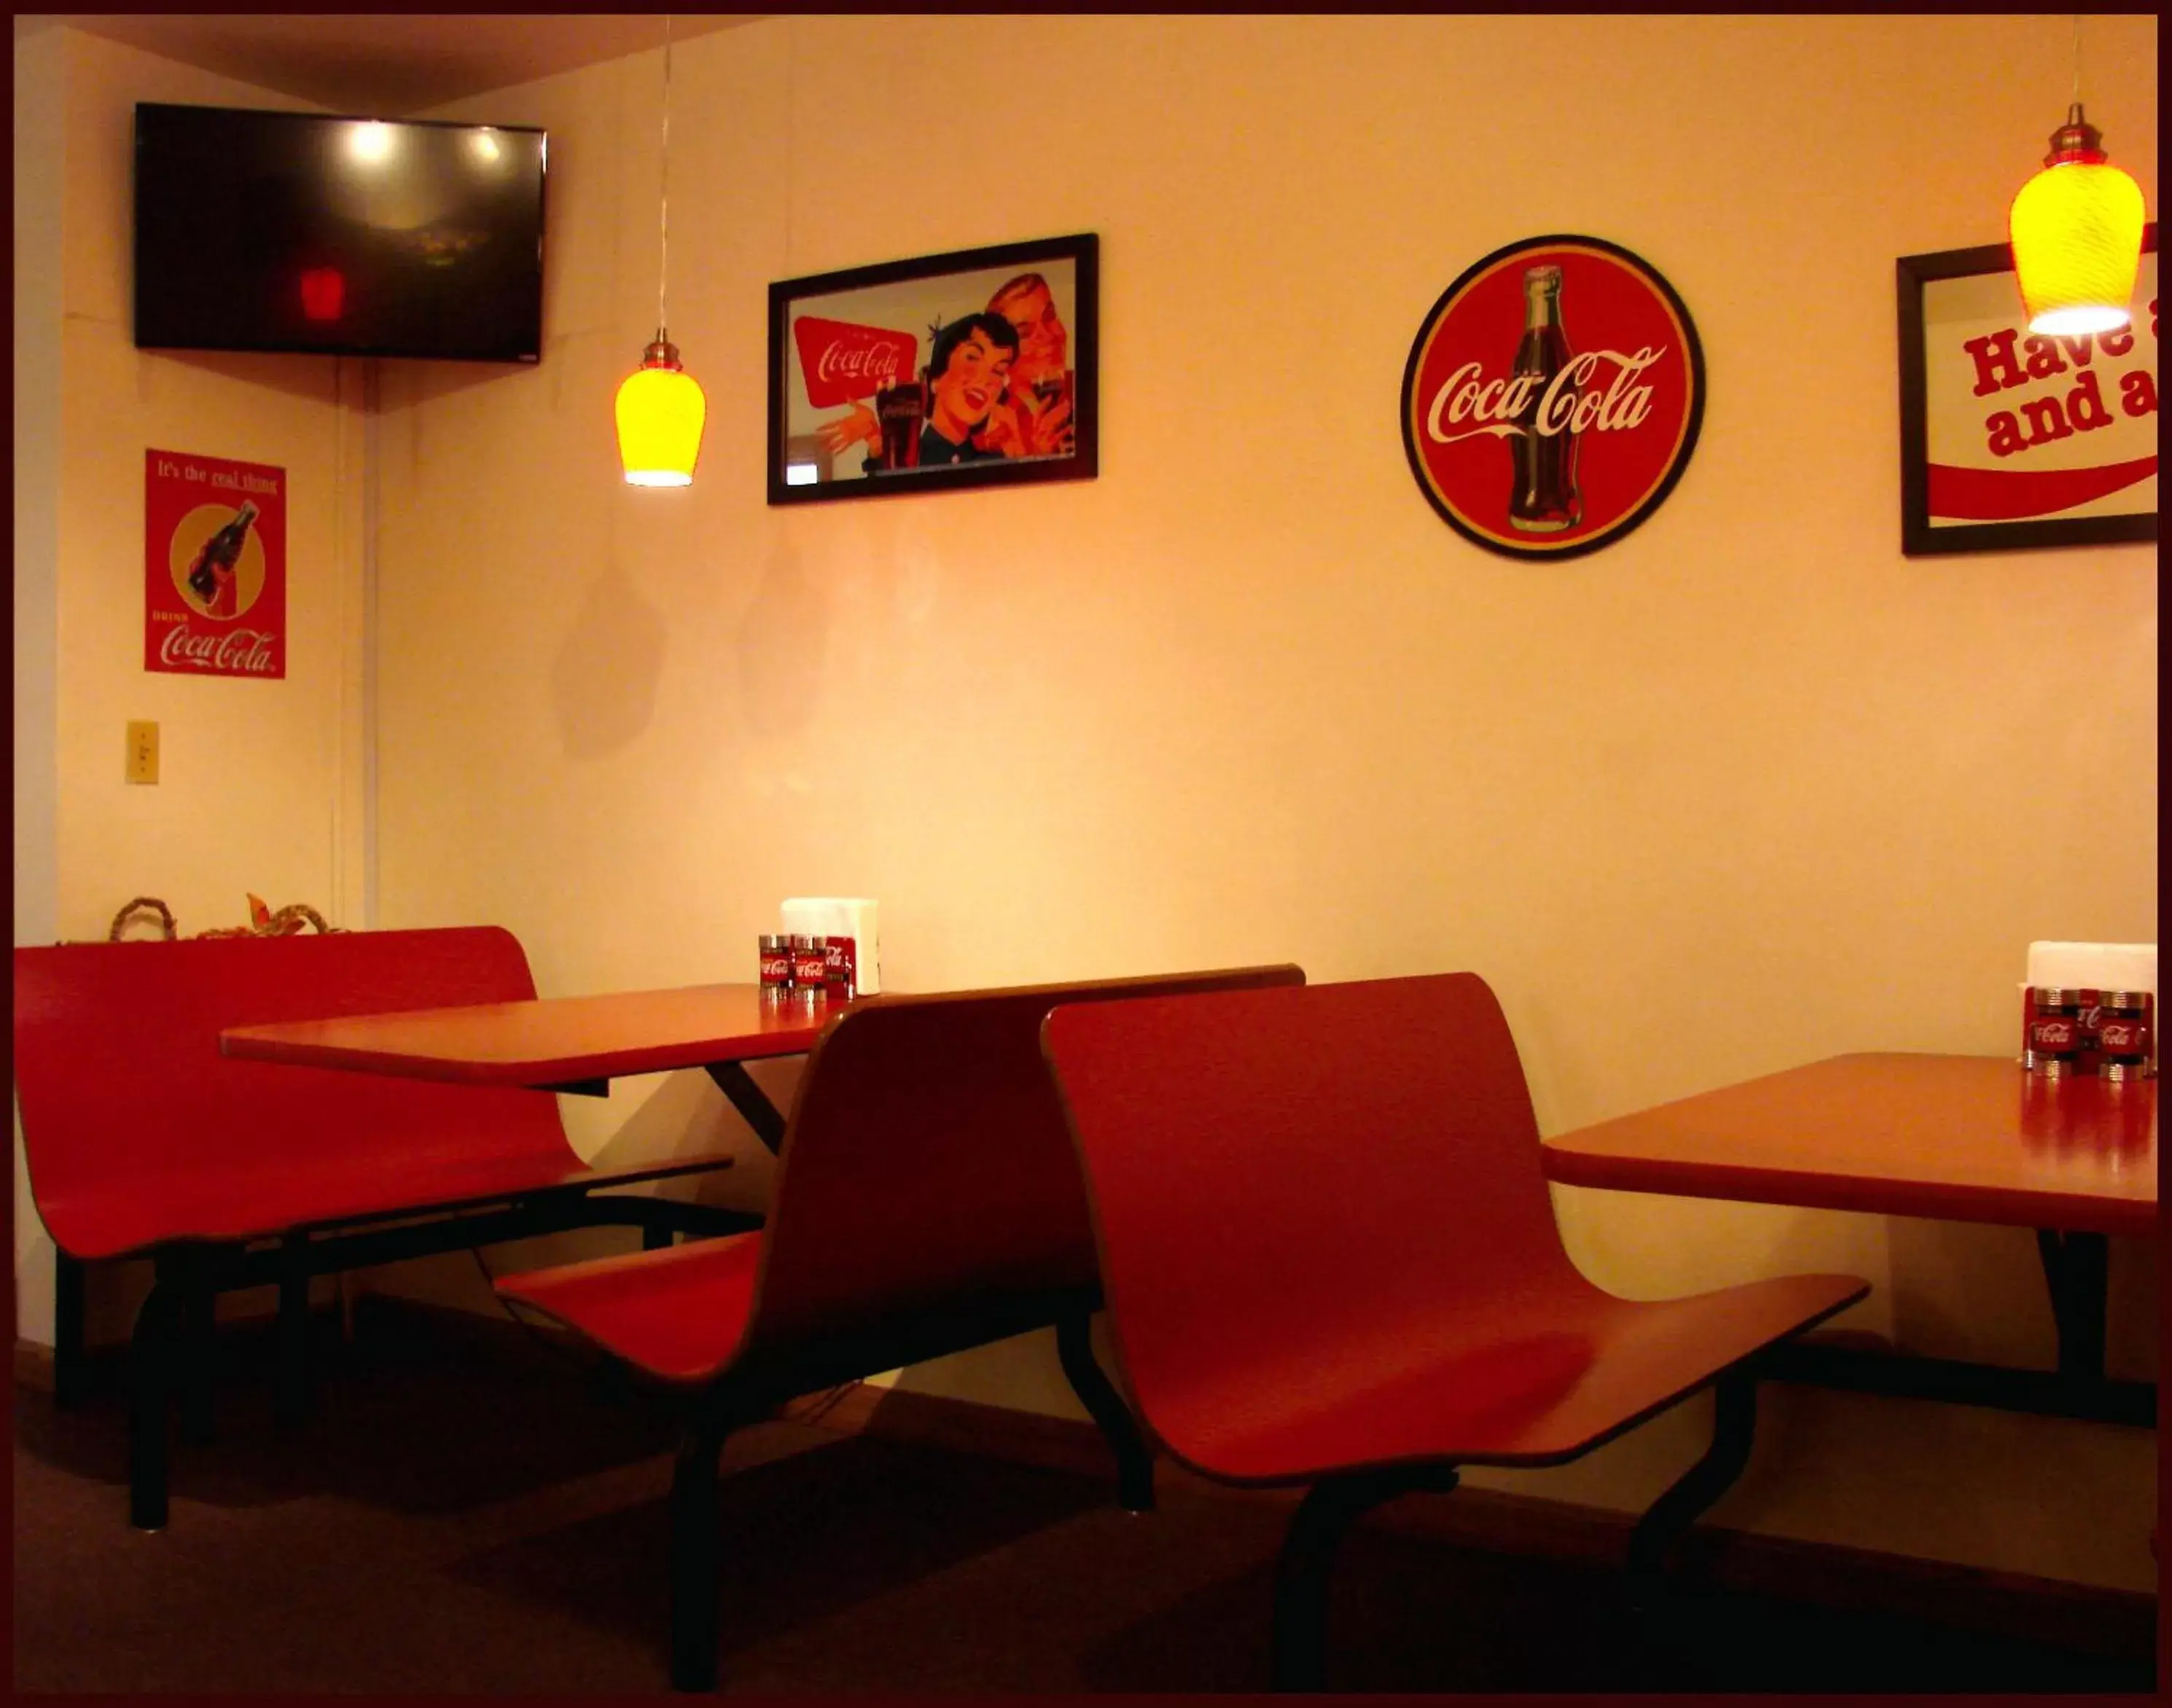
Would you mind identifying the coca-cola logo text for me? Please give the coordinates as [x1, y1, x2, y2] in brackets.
[1400, 236, 1705, 560]
[2029, 1019, 2076, 1049]
[794, 316, 920, 410]
[158, 622, 279, 675]
[818, 341, 903, 388]
[1424, 347, 1667, 444]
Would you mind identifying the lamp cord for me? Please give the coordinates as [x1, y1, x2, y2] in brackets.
[657, 15, 673, 340]
[2070, 13, 2081, 111]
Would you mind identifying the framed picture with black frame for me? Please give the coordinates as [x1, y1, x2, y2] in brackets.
[767, 233, 1098, 506]
[1896, 224, 2157, 555]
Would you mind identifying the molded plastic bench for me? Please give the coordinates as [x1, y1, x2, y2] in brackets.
[1042, 972, 1871, 1690]
[12, 926, 757, 1530]
[493, 962, 1306, 1692]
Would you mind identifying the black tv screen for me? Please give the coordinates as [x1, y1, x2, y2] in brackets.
[134, 103, 547, 364]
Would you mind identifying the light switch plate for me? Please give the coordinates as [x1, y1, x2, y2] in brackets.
[126, 721, 160, 785]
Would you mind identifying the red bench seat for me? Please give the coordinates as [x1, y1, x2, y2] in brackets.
[491, 963, 1308, 1692]
[501, 1234, 762, 1385]
[1041, 972, 1871, 1688]
[12, 925, 756, 1530]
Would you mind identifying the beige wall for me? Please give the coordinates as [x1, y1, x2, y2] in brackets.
[48, 35, 367, 944]
[15, 24, 66, 1329]
[372, 14, 2156, 1588]
[15, 15, 2157, 1593]
[14, 28, 364, 1341]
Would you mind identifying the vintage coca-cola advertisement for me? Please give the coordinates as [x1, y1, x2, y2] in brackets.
[1401, 235, 1706, 560]
[144, 448, 286, 679]
[769, 233, 1098, 505]
[1898, 229, 2157, 555]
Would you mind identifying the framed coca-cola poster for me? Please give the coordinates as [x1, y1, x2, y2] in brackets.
[144, 448, 286, 678]
[1897, 227, 2157, 556]
[767, 232, 1098, 505]
[1401, 234, 1706, 561]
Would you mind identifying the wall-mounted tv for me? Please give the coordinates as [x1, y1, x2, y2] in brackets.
[133, 103, 547, 364]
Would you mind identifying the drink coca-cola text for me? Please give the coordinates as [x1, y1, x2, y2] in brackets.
[157, 622, 278, 675]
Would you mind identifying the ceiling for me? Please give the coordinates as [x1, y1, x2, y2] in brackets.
[18, 15, 759, 117]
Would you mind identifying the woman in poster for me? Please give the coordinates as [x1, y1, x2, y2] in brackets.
[916, 313, 1020, 466]
[816, 273, 1075, 468]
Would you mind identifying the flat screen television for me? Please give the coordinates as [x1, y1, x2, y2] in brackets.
[133, 103, 547, 364]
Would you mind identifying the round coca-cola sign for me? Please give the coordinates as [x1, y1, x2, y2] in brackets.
[1401, 235, 1705, 560]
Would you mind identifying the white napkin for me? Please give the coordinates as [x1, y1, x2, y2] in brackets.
[2024, 941, 2157, 995]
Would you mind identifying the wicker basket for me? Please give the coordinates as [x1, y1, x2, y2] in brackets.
[90, 895, 341, 944]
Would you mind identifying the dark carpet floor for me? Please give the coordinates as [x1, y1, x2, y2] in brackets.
[11, 1307, 2159, 1695]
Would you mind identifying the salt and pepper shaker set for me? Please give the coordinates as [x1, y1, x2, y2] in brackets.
[2021, 987, 2155, 1080]
[758, 933, 856, 1003]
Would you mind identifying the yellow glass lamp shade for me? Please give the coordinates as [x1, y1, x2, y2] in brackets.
[2009, 106, 2146, 336]
[616, 338, 706, 487]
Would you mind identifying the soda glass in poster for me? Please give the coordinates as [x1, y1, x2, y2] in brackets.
[768, 233, 1098, 505]
[1896, 225, 2157, 555]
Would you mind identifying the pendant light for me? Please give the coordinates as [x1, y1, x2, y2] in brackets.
[2008, 15, 2146, 336]
[616, 16, 706, 486]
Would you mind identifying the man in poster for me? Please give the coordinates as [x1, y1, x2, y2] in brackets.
[979, 271, 1076, 459]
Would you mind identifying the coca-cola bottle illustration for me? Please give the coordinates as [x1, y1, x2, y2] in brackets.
[185, 501, 259, 617]
[1508, 265, 1582, 533]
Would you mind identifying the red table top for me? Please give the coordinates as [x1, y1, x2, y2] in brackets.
[221, 983, 847, 1087]
[1541, 1053, 2157, 1239]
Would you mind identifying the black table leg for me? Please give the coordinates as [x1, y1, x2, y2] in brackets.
[1626, 1372, 1756, 1613]
[1759, 1226, 2151, 1427]
[2036, 1229, 2112, 1387]
[274, 1237, 314, 1425]
[705, 1061, 788, 1154]
[129, 1262, 184, 1532]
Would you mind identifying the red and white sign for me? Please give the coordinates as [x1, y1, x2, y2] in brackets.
[792, 316, 919, 410]
[144, 448, 286, 679]
[1921, 254, 2157, 527]
[1402, 235, 1705, 559]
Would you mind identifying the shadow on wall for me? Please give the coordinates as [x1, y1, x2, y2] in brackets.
[1886, 1219, 2158, 1382]
[736, 541, 829, 743]
[136, 348, 342, 410]
[550, 559, 667, 758]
